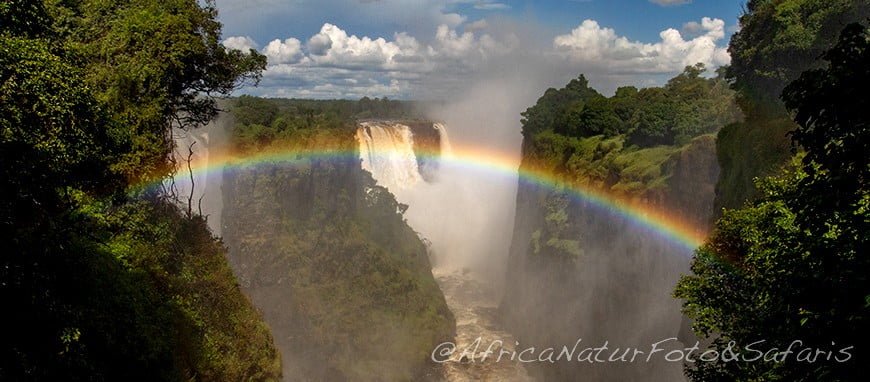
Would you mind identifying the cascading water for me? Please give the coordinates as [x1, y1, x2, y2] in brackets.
[357, 121, 424, 189]
[355, 121, 532, 381]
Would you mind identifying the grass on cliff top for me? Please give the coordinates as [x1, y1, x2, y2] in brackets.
[526, 130, 709, 198]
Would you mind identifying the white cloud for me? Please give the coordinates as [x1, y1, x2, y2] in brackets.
[464, 19, 489, 33]
[474, 1, 511, 10]
[434, 24, 477, 57]
[682, 21, 702, 36]
[649, 0, 692, 6]
[222, 36, 258, 51]
[243, 22, 519, 98]
[263, 38, 304, 64]
[553, 17, 730, 74]
[234, 17, 731, 98]
[304, 23, 420, 71]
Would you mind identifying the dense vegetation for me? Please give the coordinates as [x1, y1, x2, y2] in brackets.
[507, 3, 869, 380]
[230, 95, 421, 152]
[1, 0, 280, 379]
[675, 21, 869, 382]
[222, 97, 454, 381]
[715, 0, 870, 209]
[522, 64, 739, 148]
[502, 59, 740, 381]
[519, 65, 739, 215]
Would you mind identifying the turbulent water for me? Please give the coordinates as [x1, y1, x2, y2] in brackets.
[434, 269, 533, 382]
[355, 121, 532, 381]
[357, 121, 424, 189]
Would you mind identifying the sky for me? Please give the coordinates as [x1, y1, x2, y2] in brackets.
[214, 0, 745, 99]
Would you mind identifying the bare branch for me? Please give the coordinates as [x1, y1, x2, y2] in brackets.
[186, 141, 197, 218]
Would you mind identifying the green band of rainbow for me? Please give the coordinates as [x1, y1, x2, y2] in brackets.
[138, 144, 708, 251]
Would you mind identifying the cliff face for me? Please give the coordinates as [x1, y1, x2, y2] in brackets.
[661, 135, 720, 231]
[501, 135, 719, 381]
[220, 130, 454, 381]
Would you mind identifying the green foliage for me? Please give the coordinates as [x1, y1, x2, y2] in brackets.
[229, 96, 424, 152]
[523, 131, 716, 201]
[233, 95, 280, 126]
[524, 65, 739, 150]
[1, 0, 279, 379]
[517, 66, 738, 263]
[522, 74, 601, 138]
[51, 0, 267, 183]
[714, 117, 795, 210]
[0, 35, 120, 209]
[781, 22, 870, 233]
[625, 87, 677, 146]
[222, 98, 453, 380]
[530, 195, 583, 260]
[0, 0, 51, 37]
[668, 64, 744, 144]
[727, 0, 870, 114]
[715, 0, 869, 210]
[676, 24, 869, 381]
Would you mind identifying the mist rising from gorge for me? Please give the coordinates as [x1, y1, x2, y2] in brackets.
[170, 111, 233, 236]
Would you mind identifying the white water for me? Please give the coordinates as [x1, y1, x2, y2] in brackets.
[356, 121, 518, 276]
[355, 121, 531, 381]
[357, 121, 424, 190]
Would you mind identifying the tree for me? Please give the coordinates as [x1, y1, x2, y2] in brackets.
[727, 0, 870, 115]
[675, 23, 869, 381]
[714, 0, 870, 211]
[570, 96, 623, 137]
[781, 22, 869, 233]
[232, 95, 279, 126]
[627, 87, 676, 147]
[0, 0, 51, 37]
[54, 0, 267, 183]
[521, 74, 601, 138]
[1, 1, 278, 379]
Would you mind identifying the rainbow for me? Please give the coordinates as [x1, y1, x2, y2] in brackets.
[140, 143, 708, 252]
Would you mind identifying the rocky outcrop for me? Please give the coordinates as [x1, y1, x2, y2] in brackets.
[221, 133, 454, 381]
[500, 135, 719, 381]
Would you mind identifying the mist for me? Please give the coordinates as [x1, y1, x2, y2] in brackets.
[171, 18, 708, 380]
[386, 17, 707, 381]
[404, 19, 571, 285]
[170, 110, 233, 236]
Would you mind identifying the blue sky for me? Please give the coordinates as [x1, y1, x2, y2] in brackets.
[214, 0, 745, 99]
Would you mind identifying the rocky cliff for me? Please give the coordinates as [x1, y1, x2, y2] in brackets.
[221, 128, 454, 381]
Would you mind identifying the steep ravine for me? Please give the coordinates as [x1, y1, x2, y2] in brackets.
[357, 121, 532, 381]
[501, 135, 719, 381]
[220, 128, 454, 381]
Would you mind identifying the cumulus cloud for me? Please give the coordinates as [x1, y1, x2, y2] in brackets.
[304, 24, 415, 70]
[244, 22, 519, 98]
[682, 21, 703, 36]
[464, 19, 489, 33]
[649, 0, 691, 6]
[263, 38, 304, 64]
[233, 17, 731, 98]
[222, 36, 258, 51]
[553, 17, 730, 74]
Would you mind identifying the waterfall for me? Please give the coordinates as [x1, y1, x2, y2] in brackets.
[356, 121, 425, 191]
[435, 122, 453, 158]
[355, 120, 531, 381]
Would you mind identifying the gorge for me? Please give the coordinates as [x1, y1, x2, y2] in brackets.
[6, 1, 868, 380]
[179, 88, 727, 380]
